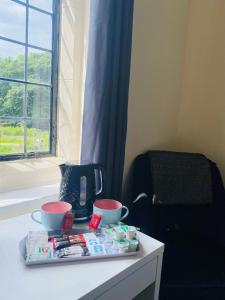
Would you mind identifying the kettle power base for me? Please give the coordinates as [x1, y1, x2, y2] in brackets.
[19, 228, 140, 266]
[72, 215, 92, 223]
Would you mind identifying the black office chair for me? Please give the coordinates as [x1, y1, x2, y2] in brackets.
[129, 151, 225, 300]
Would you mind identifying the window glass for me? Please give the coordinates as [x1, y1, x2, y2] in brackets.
[0, 0, 26, 42]
[27, 85, 51, 118]
[0, 0, 59, 158]
[0, 120, 24, 154]
[0, 39, 25, 80]
[28, 48, 51, 84]
[0, 81, 24, 117]
[28, 8, 52, 49]
[27, 119, 50, 153]
[29, 0, 52, 12]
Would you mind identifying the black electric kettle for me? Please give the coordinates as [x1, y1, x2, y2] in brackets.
[59, 162, 105, 221]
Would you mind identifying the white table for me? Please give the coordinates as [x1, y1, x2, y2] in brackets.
[0, 214, 164, 300]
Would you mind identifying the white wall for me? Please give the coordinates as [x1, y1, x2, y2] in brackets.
[124, 0, 188, 184]
[124, 0, 225, 190]
[176, 0, 225, 180]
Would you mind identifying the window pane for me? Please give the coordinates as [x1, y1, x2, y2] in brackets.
[0, 120, 24, 155]
[28, 8, 52, 49]
[29, 0, 52, 12]
[0, 81, 24, 117]
[0, 0, 57, 159]
[0, 0, 26, 42]
[27, 119, 50, 152]
[27, 85, 51, 118]
[28, 48, 51, 84]
[0, 40, 25, 80]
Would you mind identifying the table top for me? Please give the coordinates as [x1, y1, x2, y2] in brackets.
[0, 214, 164, 300]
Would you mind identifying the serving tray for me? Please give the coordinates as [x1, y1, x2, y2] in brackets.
[19, 228, 140, 266]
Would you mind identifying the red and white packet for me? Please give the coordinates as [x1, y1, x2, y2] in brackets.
[88, 213, 102, 230]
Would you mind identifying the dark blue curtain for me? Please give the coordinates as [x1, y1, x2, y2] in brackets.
[81, 0, 134, 199]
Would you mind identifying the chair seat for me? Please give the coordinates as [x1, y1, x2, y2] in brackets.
[130, 151, 225, 300]
[160, 234, 225, 300]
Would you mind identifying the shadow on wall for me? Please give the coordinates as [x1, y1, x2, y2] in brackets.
[122, 142, 177, 204]
[122, 161, 134, 206]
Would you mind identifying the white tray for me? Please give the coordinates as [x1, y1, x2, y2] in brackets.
[19, 229, 140, 266]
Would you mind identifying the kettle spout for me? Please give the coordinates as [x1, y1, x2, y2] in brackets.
[59, 164, 67, 176]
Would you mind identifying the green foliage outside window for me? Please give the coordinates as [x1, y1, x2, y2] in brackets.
[0, 53, 51, 155]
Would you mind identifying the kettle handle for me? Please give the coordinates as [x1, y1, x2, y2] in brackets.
[93, 164, 105, 197]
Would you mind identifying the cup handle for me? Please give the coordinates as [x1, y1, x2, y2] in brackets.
[31, 209, 42, 224]
[120, 206, 129, 221]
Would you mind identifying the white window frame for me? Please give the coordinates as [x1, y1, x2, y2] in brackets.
[0, 0, 60, 160]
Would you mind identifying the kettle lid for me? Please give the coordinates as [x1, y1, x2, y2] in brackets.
[65, 160, 94, 166]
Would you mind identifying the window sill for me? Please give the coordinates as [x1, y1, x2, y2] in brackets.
[0, 183, 60, 220]
[0, 156, 63, 193]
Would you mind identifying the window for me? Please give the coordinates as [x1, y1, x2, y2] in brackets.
[0, 0, 60, 160]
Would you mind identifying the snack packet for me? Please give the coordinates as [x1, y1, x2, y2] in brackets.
[58, 245, 84, 258]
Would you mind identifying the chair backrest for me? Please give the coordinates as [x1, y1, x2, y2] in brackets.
[130, 151, 225, 242]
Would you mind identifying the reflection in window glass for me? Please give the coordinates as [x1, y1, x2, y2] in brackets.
[28, 8, 52, 49]
[0, 120, 24, 154]
[29, 0, 52, 12]
[28, 48, 51, 84]
[0, 0, 26, 42]
[0, 39, 25, 80]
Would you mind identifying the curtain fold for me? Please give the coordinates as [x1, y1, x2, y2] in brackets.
[81, 0, 134, 199]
